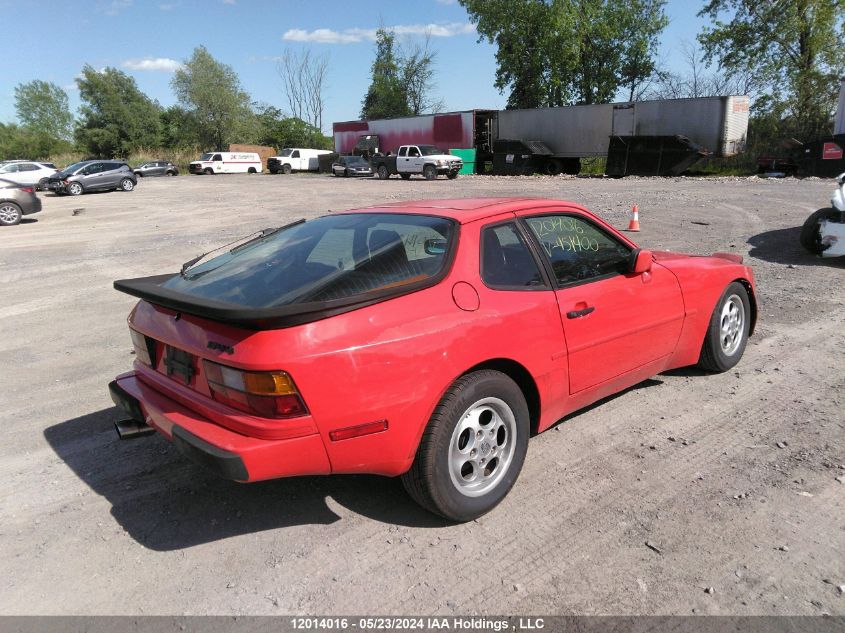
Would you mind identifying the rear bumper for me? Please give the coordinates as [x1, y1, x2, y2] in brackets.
[109, 373, 332, 482]
[22, 196, 42, 215]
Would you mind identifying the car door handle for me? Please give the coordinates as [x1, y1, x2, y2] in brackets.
[566, 306, 595, 319]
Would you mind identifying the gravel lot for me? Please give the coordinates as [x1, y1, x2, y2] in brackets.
[1, 172, 843, 616]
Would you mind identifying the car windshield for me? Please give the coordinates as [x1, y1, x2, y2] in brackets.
[162, 213, 456, 308]
[279, 149, 293, 157]
[200, 153, 214, 161]
[60, 161, 89, 175]
[419, 146, 445, 156]
[346, 156, 368, 166]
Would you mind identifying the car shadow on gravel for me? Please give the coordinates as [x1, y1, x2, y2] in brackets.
[44, 408, 449, 551]
[748, 226, 845, 267]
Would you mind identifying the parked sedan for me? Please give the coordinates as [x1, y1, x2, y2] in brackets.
[48, 160, 136, 196]
[134, 161, 178, 177]
[110, 198, 757, 521]
[331, 155, 373, 177]
[0, 178, 42, 226]
[0, 161, 59, 190]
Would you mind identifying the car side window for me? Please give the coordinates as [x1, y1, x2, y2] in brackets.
[20, 163, 39, 171]
[481, 223, 546, 289]
[525, 214, 632, 286]
[291, 150, 300, 158]
[408, 147, 420, 157]
[398, 147, 407, 157]
[212, 154, 222, 161]
[85, 163, 105, 175]
[4, 164, 19, 173]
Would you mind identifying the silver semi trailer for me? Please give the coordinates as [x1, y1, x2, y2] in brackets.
[334, 95, 750, 176]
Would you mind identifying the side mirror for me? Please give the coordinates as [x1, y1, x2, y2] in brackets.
[629, 248, 653, 274]
[424, 238, 447, 255]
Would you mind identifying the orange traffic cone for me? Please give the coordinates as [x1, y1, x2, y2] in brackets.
[626, 204, 641, 232]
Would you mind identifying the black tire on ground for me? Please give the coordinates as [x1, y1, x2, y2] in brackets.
[446, 171, 459, 180]
[0, 201, 23, 226]
[247, 167, 257, 174]
[564, 158, 582, 175]
[137, 172, 144, 177]
[423, 164, 437, 180]
[697, 281, 751, 373]
[204, 168, 214, 175]
[119, 178, 135, 192]
[401, 370, 530, 522]
[282, 164, 292, 175]
[378, 165, 389, 180]
[37, 178, 50, 191]
[799, 207, 837, 255]
[344, 169, 349, 178]
[544, 159, 563, 176]
[67, 182, 84, 196]
[166, 171, 176, 176]
[400, 173, 411, 180]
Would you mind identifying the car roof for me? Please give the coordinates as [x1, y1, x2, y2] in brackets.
[344, 198, 588, 224]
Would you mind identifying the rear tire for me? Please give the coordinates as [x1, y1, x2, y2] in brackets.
[697, 282, 750, 373]
[800, 207, 838, 255]
[400, 173, 411, 180]
[247, 167, 257, 174]
[423, 164, 437, 180]
[37, 178, 50, 191]
[0, 201, 23, 226]
[401, 370, 529, 522]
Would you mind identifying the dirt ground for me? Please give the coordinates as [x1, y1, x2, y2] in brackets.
[1, 172, 843, 616]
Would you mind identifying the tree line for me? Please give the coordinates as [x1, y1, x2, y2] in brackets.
[3, 2, 844, 166]
[1, 46, 334, 162]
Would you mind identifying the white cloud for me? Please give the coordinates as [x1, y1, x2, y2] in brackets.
[435, 0, 458, 4]
[103, 0, 132, 15]
[122, 57, 183, 72]
[282, 22, 475, 44]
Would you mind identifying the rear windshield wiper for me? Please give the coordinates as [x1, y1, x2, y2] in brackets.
[180, 218, 305, 277]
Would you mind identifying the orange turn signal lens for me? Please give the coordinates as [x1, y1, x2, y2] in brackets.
[242, 371, 297, 396]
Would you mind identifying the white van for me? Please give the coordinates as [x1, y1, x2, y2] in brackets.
[267, 148, 332, 174]
[189, 152, 263, 175]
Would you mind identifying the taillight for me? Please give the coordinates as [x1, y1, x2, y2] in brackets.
[203, 361, 308, 419]
[129, 328, 157, 366]
[20, 186, 34, 194]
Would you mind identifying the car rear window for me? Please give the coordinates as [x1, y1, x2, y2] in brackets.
[161, 213, 456, 308]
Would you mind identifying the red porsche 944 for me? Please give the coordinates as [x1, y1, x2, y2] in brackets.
[110, 198, 756, 521]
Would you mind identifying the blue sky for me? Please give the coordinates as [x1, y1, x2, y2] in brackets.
[0, 0, 713, 132]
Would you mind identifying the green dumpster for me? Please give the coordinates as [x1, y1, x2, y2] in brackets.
[449, 148, 476, 175]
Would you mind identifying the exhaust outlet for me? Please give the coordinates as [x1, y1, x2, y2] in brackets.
[115, 419, 156, 440]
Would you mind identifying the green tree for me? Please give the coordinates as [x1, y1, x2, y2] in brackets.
[460, 0, 668, 108]
[172, 46, 253, 150]
[361, 29, 411, 119]
[75, 65, 162, 157]
[14, 80, 73, 141]
[159, 105, 199, 149]
[698, 0, 845, 141]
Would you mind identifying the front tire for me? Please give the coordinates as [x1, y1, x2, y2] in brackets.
[697, 282, 750, 373]
[67, 182, 83, 196]
[400, 173, 411, 180]
[204, 168, 214, 175]
[401, 370, 530, 522]
[447, 171, 459, 180]
[800, 207, 838, 255]
[423, 164, 437, 180]
[282, 164, 292, 175]
[120, 178, 135, 192]
[0, 201, 23, 226]
[377, 165, 389, 180]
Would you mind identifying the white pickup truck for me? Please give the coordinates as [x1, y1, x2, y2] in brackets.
[370, 144, 462, 180]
